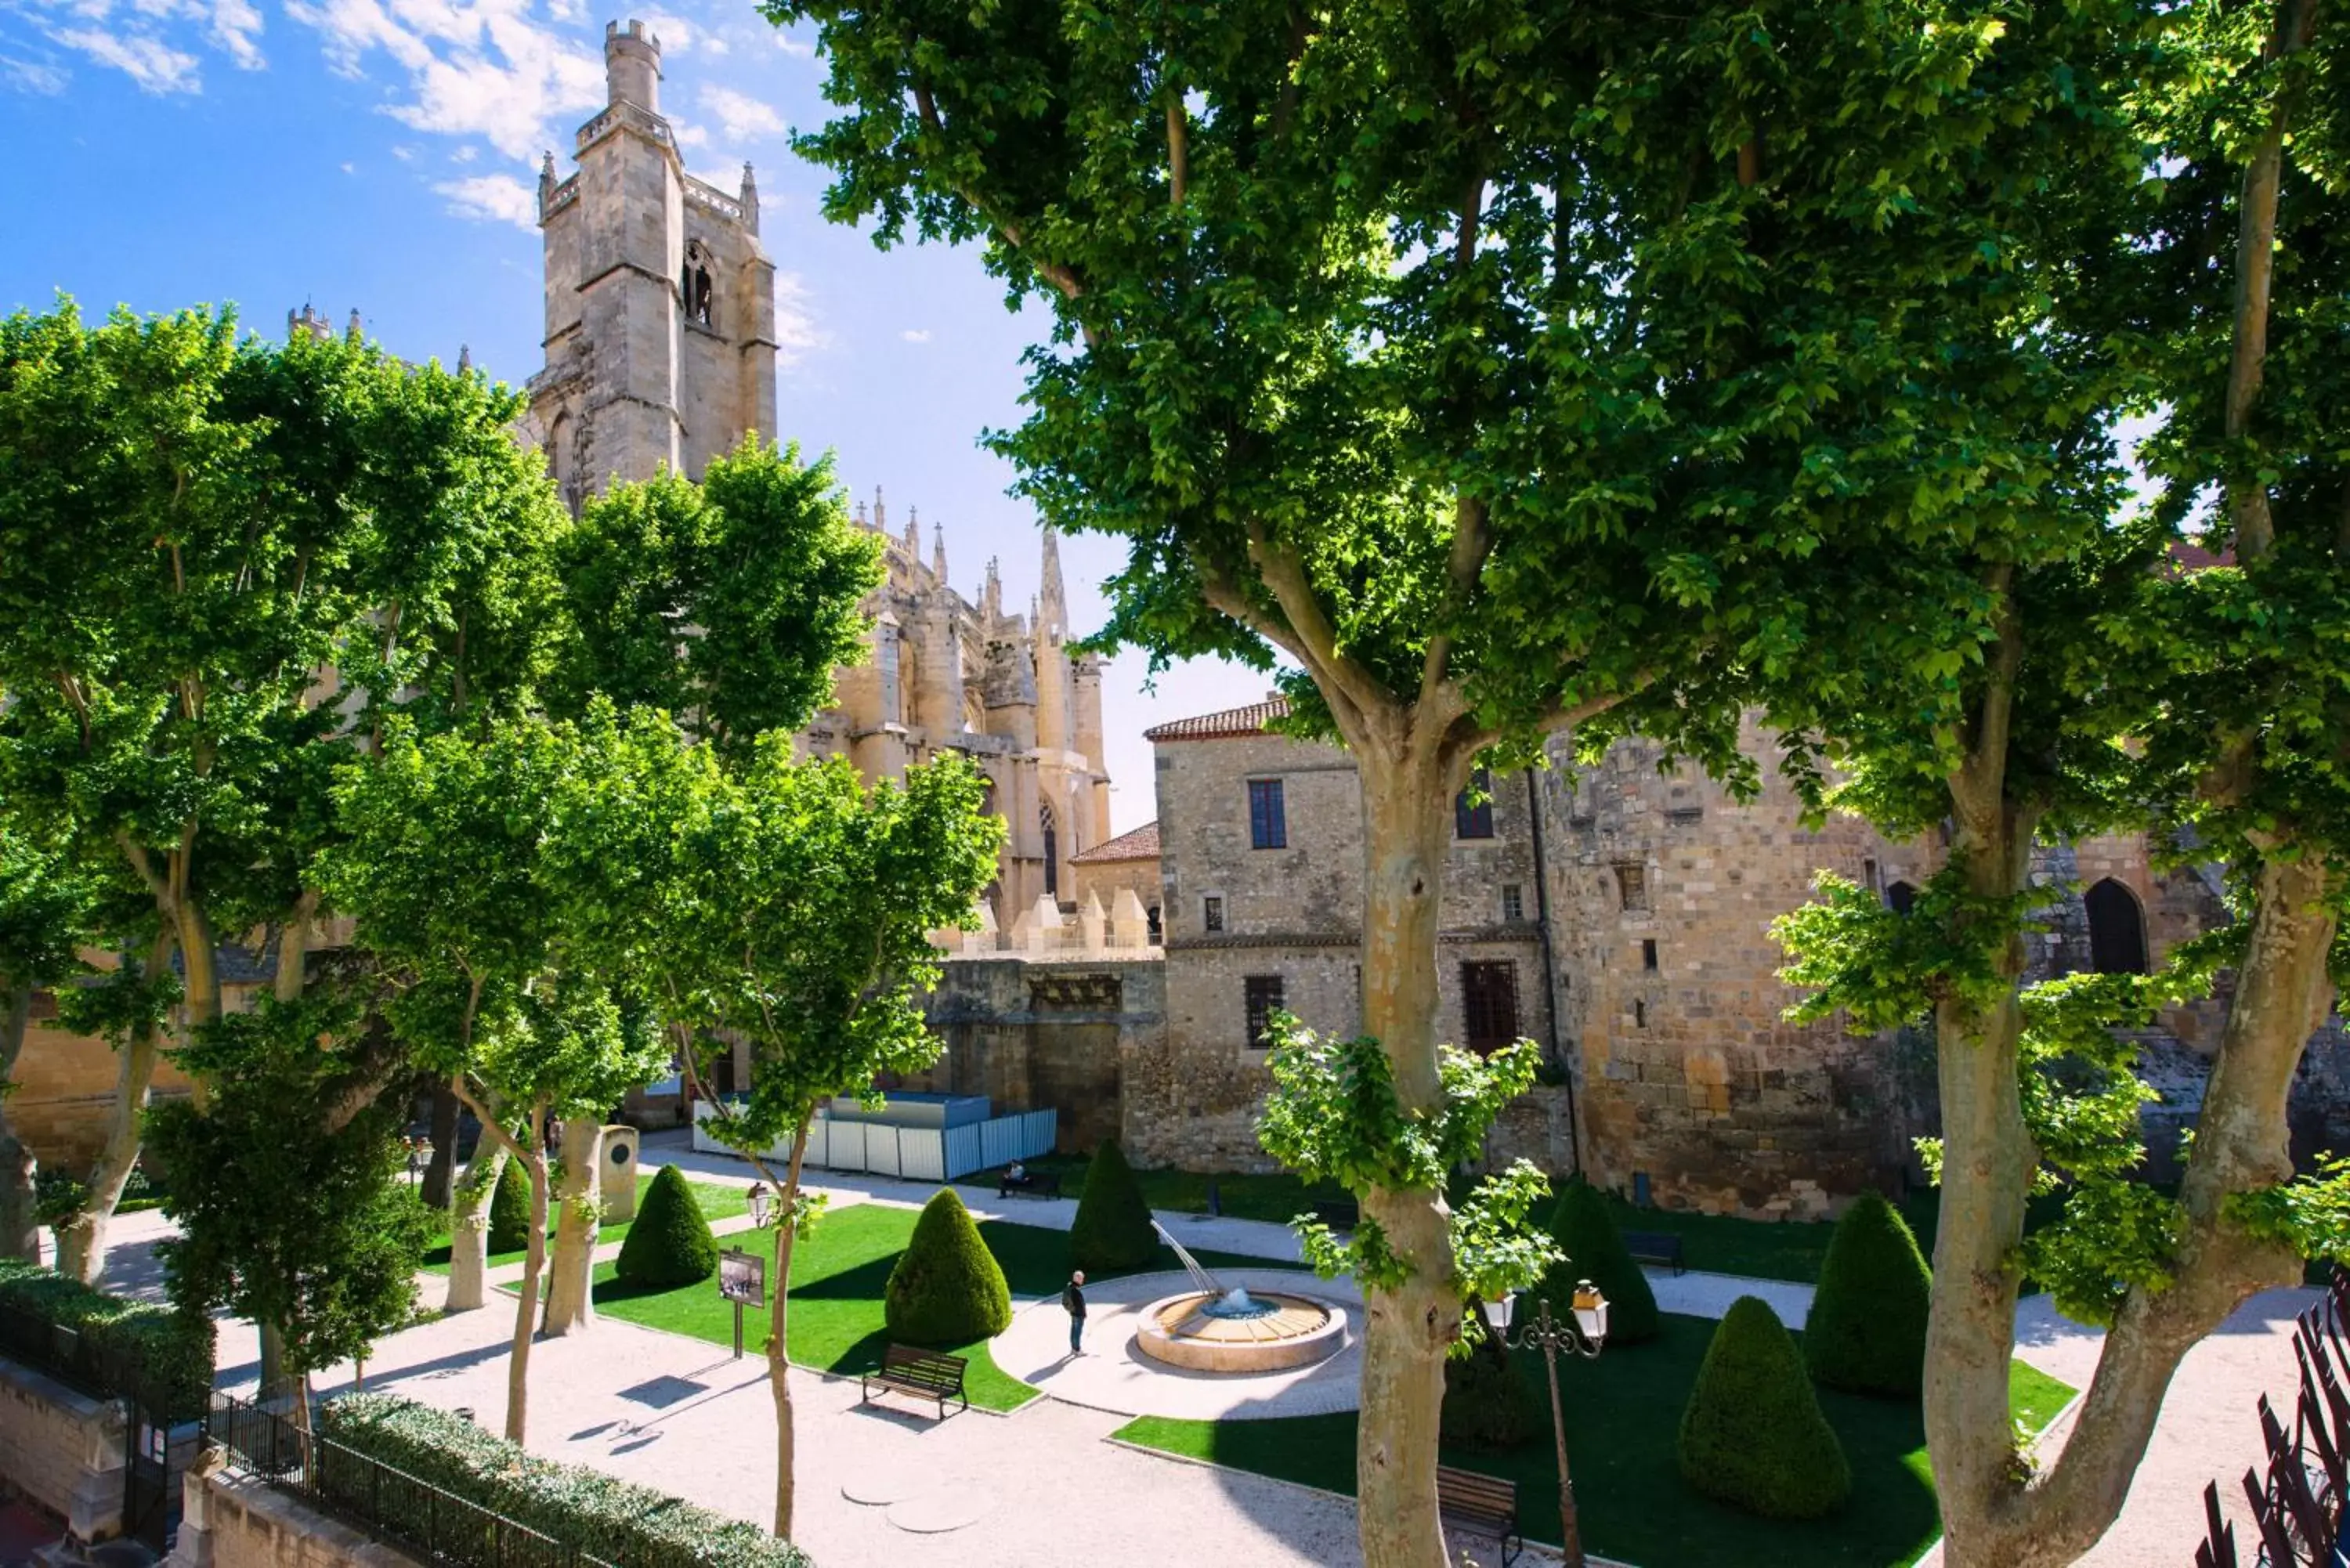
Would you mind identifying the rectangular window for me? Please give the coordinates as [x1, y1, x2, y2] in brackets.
[1460, 962, 1520, 1054]
[1248, 779, 1287, 849]
[1643, 938, 1659, 971]
[1203, 895, 1225, 933]
[1245, 975, 1285, 1050]
[1501, 884, 1524, 923]
[1614, 862, 1649, 912]
[1455, 769, 1495, 840]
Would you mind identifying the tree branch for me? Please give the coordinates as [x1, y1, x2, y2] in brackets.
[1242, 522, 1397, 736]
[1166, 97, 1188, 209]
[912, 78, 1091, 310]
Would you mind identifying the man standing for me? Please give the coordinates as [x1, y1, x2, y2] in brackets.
[1062, 1270, 1086, 1357]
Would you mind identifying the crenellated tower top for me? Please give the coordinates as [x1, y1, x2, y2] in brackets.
[604, 18, 663, 111]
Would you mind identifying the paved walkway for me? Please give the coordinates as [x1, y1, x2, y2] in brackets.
[992, 1268, 1365, 1420]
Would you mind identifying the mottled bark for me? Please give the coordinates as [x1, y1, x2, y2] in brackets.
[503, 1106, 551, 1443]
[767, 1120, 812, 1540]
[540, 1119, 602, 1336]
[421, 1086, 459, 1211]
[55, 930, 176, 1285]
[444, 1140, 507, 1314]
[1355, 757, 1466, 1568]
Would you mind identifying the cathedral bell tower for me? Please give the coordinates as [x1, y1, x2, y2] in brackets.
[523, 19, 781, 509]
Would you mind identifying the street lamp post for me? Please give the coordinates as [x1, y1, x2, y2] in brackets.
[1481, 1281, 1610, 1568]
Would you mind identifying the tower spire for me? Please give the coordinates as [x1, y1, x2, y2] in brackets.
[1038, 524, 1067, 640]
[932, 520, 948, 580]
[903, 504, 920, 558]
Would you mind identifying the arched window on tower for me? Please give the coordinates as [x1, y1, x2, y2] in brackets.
[2085, 878, 2149, 974]
[681, 244, 714, 328]
[1040, 802, 1058, 900]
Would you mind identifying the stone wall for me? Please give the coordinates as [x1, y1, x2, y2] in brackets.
[907, 956, 1163, 1153]
[0, 1355, 125, 1541]
[170, 1459, 420, 1568]
[9, 1010, 197, 1171]
[1545, 724, 1909, 1217]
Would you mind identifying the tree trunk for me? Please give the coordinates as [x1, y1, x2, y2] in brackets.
[258, 1321, 290, 1402]
[504, 1120, 551, 1444]
[55, 930, 173, 1285]
[1354, 754, 1466, 1568]
[768, 1121, 812, 1540]
[0, 990, 42, 1263]
[421, 1086, 459, 1211]
[1938, 852, 2330, 1568]
[541, 1119, 602, 1336]
[445, 1141, 508, 1314]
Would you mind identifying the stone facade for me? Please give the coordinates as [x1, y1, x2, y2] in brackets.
[520, 20, 776, 501]
[170, 1459, 421, 1568]
[0, 1354, 125, 1542]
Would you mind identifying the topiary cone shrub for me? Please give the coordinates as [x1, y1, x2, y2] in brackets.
[1537, 1178, 1661, 1345]
[1679, 1295, 1850, 1519]
[613, 1164, 719, 1289]
[1803, 1187, 1932, 1397]
[1068, 1136, 1159, 1275]
[884, 1187, 1012, 1345]
[485, 1157, 532, 1255]
[1441, 1345, 1543, 1452]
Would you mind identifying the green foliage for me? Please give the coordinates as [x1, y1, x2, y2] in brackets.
[486, 1158, 531, 1255]
[0, 1258, 215, 1419]
[1774, 868, 2040, 1034]
[613, 1164, 718, 1289]
[552, 437, 885, 757]
[883, 1187, 1012, 1346]
[316, 1393, 813, 1568]
[1263, 1024, 1549, 1291]
[0, 821, 99, 1003]
[1536, 1180, 1660, 1347]
[1441, 1349, 1542, 1453]
[1452, 1161, 1565, 1328]
[147, 995, 435, 1385]
[1679, 1297, 1850, 1520]
[1802, 1190, 1932, 1398]
[1068, 1136, 1159, 1275]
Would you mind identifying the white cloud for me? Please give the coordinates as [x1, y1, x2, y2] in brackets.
[49, 26, 201, 91]
[775, 273, 822, 367]
[390, 143, 416, 159]
[341, 159, 356, 172]
[436, 172, 537, 229]
[207, 0, 263, 69]
[900, 328, 931, 344]
[451, 142, 477, 161]
[768, 29, 811, 56]
[0, 52, 68, 92]
[702, 83, 781, 143]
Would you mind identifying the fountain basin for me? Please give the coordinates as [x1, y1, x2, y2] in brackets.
[1133, 1290, 1348, 1374]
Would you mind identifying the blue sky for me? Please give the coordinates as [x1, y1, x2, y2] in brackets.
[0, 0, 1271, 833]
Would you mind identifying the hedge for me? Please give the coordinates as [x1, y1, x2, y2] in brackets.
[613, 1165, 718, 1289]
[1677, 1295, 1849, 1519]
[884, 1188, 1012, 1345]
[485, 1158, 531, 1255]
[1441, 1346, 1542, 1452]
[0, 1258, 215, 1419]
[1538, 1179, 1661, 1345]
[1068, 1137, 1159, 1275]
[1803, 1187, 1932, 1398]
[316, 1393, 814, 1568]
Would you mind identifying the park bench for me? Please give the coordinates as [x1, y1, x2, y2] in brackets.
[1622, 1230, 1686, 1275]
[1311, 1199, 1360, 1231]
[995, 1168, 1064, 1199]
[1437, 1465, 1521, 1567]
[859, 1344, 969, 1419]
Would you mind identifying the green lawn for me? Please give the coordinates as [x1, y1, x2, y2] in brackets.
[588, 1200, 1268, 1412]
[419, 1171, 752, 1274]
[1114, 1313, 2076, 1568]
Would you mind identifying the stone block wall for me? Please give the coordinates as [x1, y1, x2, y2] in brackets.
[9, 1013, 196, 1170]
[908, 956, 1162, 1152]
[0, 1356, 125, 1541]
[171, 1460, 420, 1568]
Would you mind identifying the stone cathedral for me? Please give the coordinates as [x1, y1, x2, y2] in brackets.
[517, 18, 1112, 921]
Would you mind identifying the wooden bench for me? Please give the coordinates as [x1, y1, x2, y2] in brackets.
[1311, 1198, 1361, 1230]
[1437, 1465, 1521, 1567]
[1623, 1229, 1686, 1275]
[859, 1344, 969, 1418]
[995, 1169, 1063, 1199]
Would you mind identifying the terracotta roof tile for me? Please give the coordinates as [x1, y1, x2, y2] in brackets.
[1142, 696, 1292, 742]
[1070, 821, 1161, 865]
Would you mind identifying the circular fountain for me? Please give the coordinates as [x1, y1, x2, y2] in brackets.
[1132, 1222, 1349, 1374]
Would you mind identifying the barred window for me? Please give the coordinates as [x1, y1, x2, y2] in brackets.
[1502, 884, 1524, 923]
[1461, 962, 1519, 1054]
[1203, 895, 1225, 933]
[1244, 975, 1285, 1050]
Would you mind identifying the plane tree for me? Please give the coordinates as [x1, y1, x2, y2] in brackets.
[762, 2, 2066, 1557]
[1769, 2, 2350, 1563]
[0, 301, 566, 1279]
